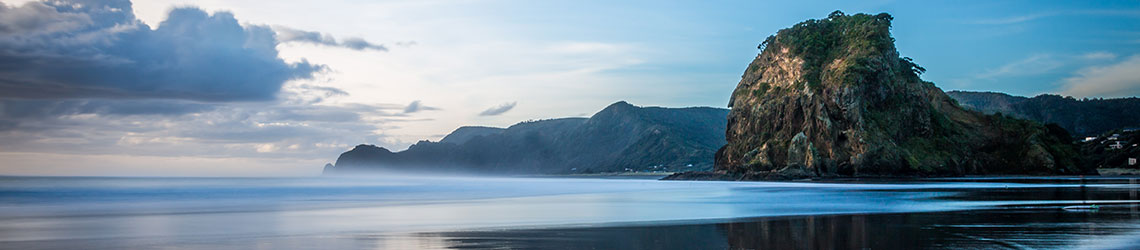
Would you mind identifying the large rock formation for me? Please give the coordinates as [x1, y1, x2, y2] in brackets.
[325, 101, 729, 175]
[703, 12, 1090, 179]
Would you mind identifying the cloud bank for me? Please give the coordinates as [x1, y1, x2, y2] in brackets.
[1061, 55, 1140, 98]
[0, 0, 322, 101]
[976, 54, 1063, 79]
[274, 26, 388, 51]
[478, 102, 516, 116]
[403, 100, 440, 113]
[0, 1, 428, 167]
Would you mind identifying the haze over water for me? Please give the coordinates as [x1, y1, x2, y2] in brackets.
[1, 175, 1138, 249]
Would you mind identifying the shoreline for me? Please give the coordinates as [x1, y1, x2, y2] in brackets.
[416, 205, 1140, 250]
[515, 172, 675, 179]
[662, 170, 1140, 182]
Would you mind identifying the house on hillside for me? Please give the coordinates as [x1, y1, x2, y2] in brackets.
[1083, 137, 1097, 142]
[1108, 141, 1124, 150]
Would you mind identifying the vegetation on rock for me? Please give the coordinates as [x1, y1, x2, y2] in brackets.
[947, 91, 1140, 137]
[1079, 130, 1140, 170]
[713, 11, 1092, 179]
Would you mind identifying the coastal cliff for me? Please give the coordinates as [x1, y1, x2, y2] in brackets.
[670, 12, 1091, 180]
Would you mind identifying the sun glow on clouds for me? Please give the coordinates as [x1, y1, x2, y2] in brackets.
[0, 152, 323, 176]
[260, 5, 659, 142]
[0, 0, 669, 176]
[1062, 55, 1140, 98]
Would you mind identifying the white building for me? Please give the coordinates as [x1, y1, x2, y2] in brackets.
[1083, 137, 1097, 142]
[1109, 142, 1124, 150]
[1129, 158, 1137, 166]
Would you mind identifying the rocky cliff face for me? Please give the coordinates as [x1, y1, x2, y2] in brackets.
[713, 12, 1090, 178]
[326, 101, 729, 175]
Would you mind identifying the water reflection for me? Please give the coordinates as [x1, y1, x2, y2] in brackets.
[429, 207, 1140, 249]
[420, 177, 1140, 250]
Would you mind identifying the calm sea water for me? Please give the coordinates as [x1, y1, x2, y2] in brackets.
[0, 175, 1137, 249]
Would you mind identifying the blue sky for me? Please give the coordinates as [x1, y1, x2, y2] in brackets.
[478, 0, 1140, 100]
[0, 0, 1137, 176]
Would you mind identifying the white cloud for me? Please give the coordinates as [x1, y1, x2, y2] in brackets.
[970, 12, 1056, 25]
[0, 85, 417, 162]
[547, 42, 628, 54]
[0, 151, 324, 176]
[976, 54, 1062, 79]
[478, 102, 517, 116]
[964, 52, 1128, 89]
[969, 10, 1140, 25]
[0, 0, 724, 176]
[1060, 55, 1140, 98]
[0, 0, 325, 101]
[119, 0, 696, 147]
[255, 143, 277, 153]
[403, 100, 440, 113]
[1080, 52, 1117, 61]
[273, 26, 389, 51]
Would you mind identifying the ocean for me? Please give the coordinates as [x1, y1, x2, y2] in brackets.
[0, 175, 1137, 249]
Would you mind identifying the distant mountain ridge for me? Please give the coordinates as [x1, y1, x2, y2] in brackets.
[439, 126, 504, 144]
[946, 91, 1140, 136]
[325, 101, 729, 174]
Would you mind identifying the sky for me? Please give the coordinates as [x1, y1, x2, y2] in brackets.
[0, 0, 1137, 176]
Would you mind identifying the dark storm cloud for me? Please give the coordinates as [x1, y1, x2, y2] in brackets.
[0, 0, 324, 102]
[0, 99, 216, 131]
[478, 102, 516, 116]
[264, 107, 362, 123]
[176, 123, 322, 144]
[0, 103, 395, 157]
[0, 1, 426, 161]
[0, 99, 215, 119]
[403, 100, 440, 113]
[0, 1, 91, 35]
[274, 26, 388, 51]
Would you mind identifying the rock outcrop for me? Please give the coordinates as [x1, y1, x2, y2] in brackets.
[703, 12, 1090, 179]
